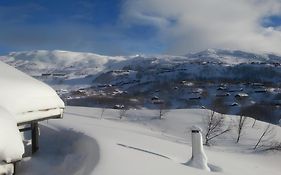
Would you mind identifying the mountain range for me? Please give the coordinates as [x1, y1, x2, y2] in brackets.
[1, 49, 281, 123]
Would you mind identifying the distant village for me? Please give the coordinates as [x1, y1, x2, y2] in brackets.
[52, 75, 281, 124]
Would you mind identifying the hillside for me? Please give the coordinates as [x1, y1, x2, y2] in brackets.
[1, 49, 281, 124]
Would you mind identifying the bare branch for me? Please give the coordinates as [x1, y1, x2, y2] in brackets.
[100, 107, 106, 120]
[254, 124, 276, 150]
[203, 110, 231, 146]
[236, 115, 248, 143]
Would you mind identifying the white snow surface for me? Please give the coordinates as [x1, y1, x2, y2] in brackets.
[0, 107, 24, 163]
[16, 106, 281, 175]
[0, 162, 14, 175]
[0, 61, 64, 123]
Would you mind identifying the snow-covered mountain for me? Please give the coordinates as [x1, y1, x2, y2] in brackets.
[186, 49, 281, 65]
[0, 50, 126, 77]
[1, 49, 281, 123]
[1, 49, 281, 82]
[1, 49, 281, 77]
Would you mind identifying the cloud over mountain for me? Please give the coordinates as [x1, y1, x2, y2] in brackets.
[121, 0, 281, 55]
[0, 0, 281, 55]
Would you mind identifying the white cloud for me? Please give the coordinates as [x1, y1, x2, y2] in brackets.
[121, 0, 281, 55]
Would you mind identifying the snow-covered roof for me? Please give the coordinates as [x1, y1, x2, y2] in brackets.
[0, 61, 64, 124]
[235, 93, 249, 97]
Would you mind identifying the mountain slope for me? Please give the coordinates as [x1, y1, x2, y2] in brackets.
[1, 49, 281, 123]
[1, 49, 281, 82]
[0, 50, 125, 77]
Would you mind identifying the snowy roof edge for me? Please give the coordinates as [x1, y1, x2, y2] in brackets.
[0, 61, 65, 124]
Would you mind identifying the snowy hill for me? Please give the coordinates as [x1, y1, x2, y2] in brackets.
[1, 49, 281, 123]
[185, 49, 281, 65]
[0, 50, 125, 77]
[16, 106, 281, 175]
[1, 49, 281, 78]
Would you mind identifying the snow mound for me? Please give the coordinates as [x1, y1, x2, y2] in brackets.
[0, 107, 24, 163]
[0, 163, 14, 175]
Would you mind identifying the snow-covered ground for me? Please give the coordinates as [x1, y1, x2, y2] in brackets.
[16, 106, 281, 175]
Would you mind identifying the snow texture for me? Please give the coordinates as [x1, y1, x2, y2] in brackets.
[0, 61, 64, 124]
[0, 162, 14, 175]
[15, 106, 281, 175]
[0, 107, 24, 174]
[0, 107, 24, 163]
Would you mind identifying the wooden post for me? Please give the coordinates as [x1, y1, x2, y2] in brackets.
[13, 162, 17, 175]
[31, 122, 39, 154]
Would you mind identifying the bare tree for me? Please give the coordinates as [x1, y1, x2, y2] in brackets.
[119, 108, 128, 119]
[254, 123, 275, 150]
[210, 97, 229, 114]
[239, 104, 273, 125]
[203, 110, 231, 146]
[236, 115, 248, 143]
[239, 105, 257, 128]
[158, 103, 169, 119]
[252, 119, 257, 128]
[100, 107, 106, 120]
[154, 101, 169, 119]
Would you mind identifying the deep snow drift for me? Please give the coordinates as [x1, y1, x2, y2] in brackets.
[0, 107, 24, 174]
[0, 107, 24, 162]
[16, 106, 281, 175]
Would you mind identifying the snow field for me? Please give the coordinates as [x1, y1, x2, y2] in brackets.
[17, 106, 281, 175]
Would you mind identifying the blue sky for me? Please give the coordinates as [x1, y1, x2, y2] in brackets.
[0, 0, 281, 56]
[0, 0, 164, 55]
[262, 15, 281, 27]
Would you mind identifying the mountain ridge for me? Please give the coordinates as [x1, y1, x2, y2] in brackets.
[2, 48, 281, 65]
[1, 49, 281, 123]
